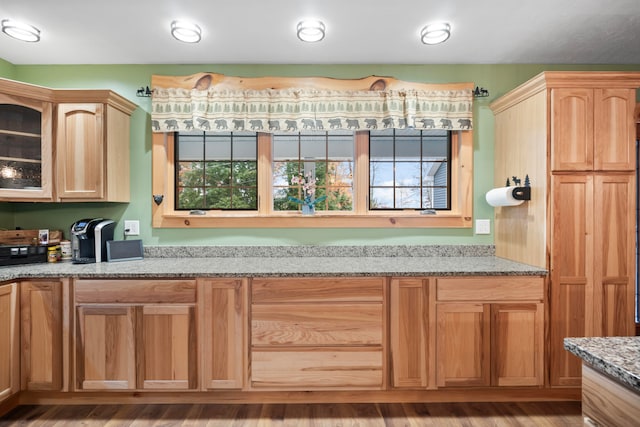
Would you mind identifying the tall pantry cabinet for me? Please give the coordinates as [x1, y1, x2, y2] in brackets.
[490, 72, 640, 387]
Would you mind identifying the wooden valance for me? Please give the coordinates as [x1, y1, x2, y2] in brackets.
[150, 73, 474, 133]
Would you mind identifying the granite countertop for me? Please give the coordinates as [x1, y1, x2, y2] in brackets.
[564, 336, 640, 393]
[0, 245, 547, 280]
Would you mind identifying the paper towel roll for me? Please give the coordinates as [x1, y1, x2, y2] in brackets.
[485, 186, 524, 207]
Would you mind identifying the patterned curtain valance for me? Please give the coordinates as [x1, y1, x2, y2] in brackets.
[150, 73, 474, 133]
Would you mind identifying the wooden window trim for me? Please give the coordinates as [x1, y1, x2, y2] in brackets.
[152, 130, 473, 228]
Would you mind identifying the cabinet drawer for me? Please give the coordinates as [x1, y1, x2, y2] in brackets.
[75, 279, 196, 304]
[252, 277, 384, 303]
[251, 348, 383, 389]
[252, 303, 383, 346]
[436, 277, 544, 301]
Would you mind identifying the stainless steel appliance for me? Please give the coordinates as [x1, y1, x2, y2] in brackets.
[70, 218, 116, 263]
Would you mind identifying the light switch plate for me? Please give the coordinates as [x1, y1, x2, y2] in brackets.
[475, 219, 491, 235]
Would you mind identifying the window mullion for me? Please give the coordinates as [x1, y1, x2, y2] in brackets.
[257, 132, 273, 215]
[354, 131, 369, 215]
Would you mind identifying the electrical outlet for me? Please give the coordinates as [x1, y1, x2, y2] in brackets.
[124, 220, 140, 236]
[475, 219, 491, 235]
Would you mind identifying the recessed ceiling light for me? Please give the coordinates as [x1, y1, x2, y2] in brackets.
[1, 19, 41, 43]
[420, 22, 451, 45]
[297, 20, 325, 43]
[171, 20, 202, 43]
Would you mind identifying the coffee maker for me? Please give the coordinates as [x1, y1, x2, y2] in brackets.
[70, 218, 116, 263]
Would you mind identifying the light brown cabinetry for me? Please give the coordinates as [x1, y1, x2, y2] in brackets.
[0, 77, 135, 202]
[389, 277, 431, 389]
[435, 277, 544, 388]
[490, 71, 640, 388]
[56, 99, 134, 202]
[551, 88, 636, 171]
[20, 280, 63, 391]
[199, 278, 246, 390]
[250, 277, 386, 389]
[0, 88, 53, 200]
[0, 283, 19, 402]
[74, 279, 197, 391]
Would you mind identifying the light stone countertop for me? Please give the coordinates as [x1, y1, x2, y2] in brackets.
[0, 253, 546, 280]
[564, 337, 640, 393]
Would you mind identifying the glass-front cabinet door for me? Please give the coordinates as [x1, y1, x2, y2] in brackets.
[0, 94, 53, 200]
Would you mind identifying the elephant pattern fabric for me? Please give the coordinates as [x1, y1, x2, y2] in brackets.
[151, 86, 473, 133]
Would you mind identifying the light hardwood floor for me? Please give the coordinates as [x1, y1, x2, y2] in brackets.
[0, 402, 582, 426]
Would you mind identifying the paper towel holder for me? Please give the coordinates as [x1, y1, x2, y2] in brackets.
[511, 186, 531, 201]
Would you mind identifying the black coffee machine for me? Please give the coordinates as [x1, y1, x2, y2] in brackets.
[70, 218, 116, 263]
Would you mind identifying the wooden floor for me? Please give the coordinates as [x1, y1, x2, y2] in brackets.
[0, 402, 583, 426]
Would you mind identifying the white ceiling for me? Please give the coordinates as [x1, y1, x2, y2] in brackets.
[1, 0, 640, 65]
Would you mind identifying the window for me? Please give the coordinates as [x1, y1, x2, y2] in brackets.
[152, 130, 472, 228]
[272, 131, 354, 212]
[175, 132, 257, 210]
[369, 129, 450, 210]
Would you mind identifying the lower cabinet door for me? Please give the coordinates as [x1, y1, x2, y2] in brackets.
[251, 348, 383, 389]
[21, 281, 63, 391]
[436, 303, 490, 387]
[0, 283, 19, 402]
[140, 305, 197, 390]
[76, 305, 136, 390]
[491, 303, 544, 387]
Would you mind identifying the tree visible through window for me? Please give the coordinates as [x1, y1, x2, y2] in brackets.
[175, 132, 258, 210]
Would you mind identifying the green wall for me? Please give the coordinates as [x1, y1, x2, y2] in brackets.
[2, 63, 639, 246]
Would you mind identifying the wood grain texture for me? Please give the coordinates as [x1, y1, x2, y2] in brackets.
[251, 277, 384, 303]
[75, 279, 197, 304]
[582, 364, 640, 427]
[0, 283, 19, 403]
[0, 401, 583, 426]
[436, 277, 544, 301]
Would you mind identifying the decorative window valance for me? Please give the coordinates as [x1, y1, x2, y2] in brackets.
[150, 73, 474, 133]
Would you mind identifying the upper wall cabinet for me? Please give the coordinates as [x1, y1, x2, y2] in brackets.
[0, 78, 136, 202]
[551, 87, 636, 171]
[0, 87, 54, 201]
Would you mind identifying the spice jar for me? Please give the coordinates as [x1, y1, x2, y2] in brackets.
[47, 246, 58, 263]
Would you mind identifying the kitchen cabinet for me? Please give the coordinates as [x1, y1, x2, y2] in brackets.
[435, 277, 544, 388]
[199, 278, 247, 390]
[20, 280, 63, 391]
[0, 282, 19, 403]
[56, 98, 134, 202]
[490, 71, 640, 387]
[0, 89, 53, 201]
[389, 277, 431, 389]
[74, 279, 197, 390]
[250, 277, 386, 389]
[0, 78, 136, 202]
[551, 88, 636, 171]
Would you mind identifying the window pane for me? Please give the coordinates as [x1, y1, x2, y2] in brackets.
[395, 187, 420, 208]
[205, 134, 231, 159]
[370, 162, 393, 187]
[370, 136, 394, 159]
[300, 134, 326, 159]
[273, 134, 299, 160]
[205, 187, 231, 209]
[177, 187, 204, 209]
[205, 162, 231, 187]
[395, 162, 421, 187]
[395, 138, 421, 159]
[370, 187, 393, 209]
[233, 161, 257, 186]
[327, 161, 353, 187]
[177, 162, 204, 187]
[231, 187, 257, 209]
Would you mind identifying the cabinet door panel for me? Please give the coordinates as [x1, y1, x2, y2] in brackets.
[140, 305, 197, 390]
[551, 88, 594, 171]
[390, 278, 428, 388]
[593, 174, 635, 336]
[201, 279, 246, 390]
[550, 175, 593, 386]
[56, 103, 104, 199]
[76, 306, 135, 390]
[594, 89, 636, 171]
[436, 303, 490, 387]
[21, 281, 62, 390]
[0, 283, 18, 401]
[492, 303, 543, 387]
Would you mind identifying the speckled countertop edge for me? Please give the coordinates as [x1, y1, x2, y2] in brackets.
[564, 337, 640, 393]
